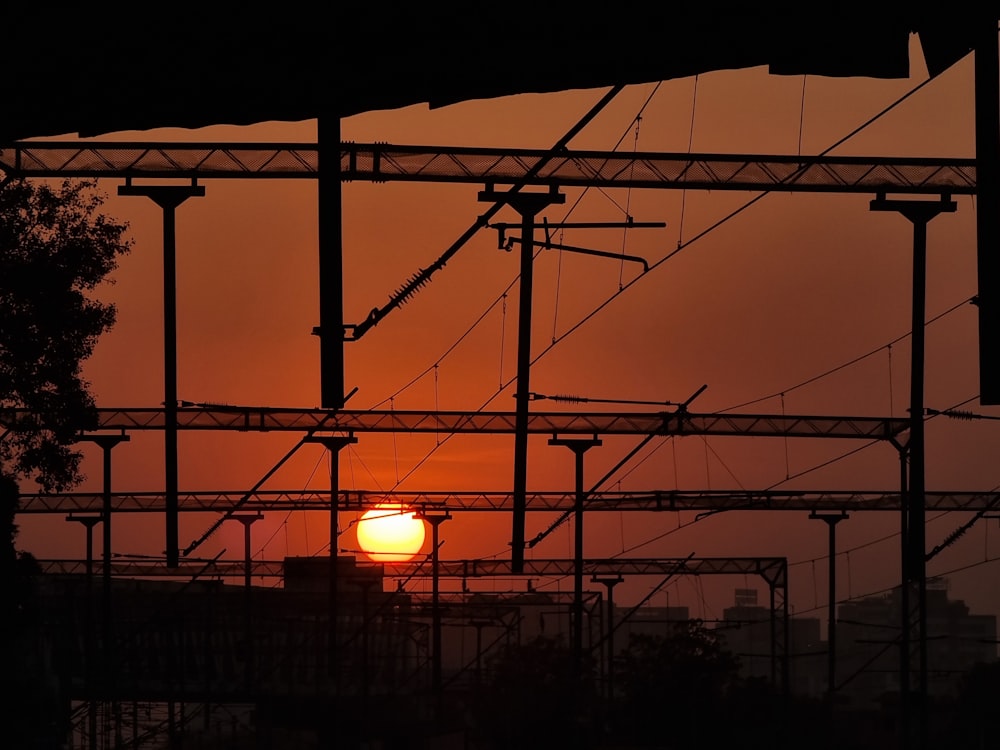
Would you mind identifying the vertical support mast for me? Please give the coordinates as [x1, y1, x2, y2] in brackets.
[479, 186, 564, 573]
[870, 193, 956, 750]
[975, 17, 1000, 404]
[305, 434, 357, 682]
[809, 510, 848, 698]
[117, 182, 204, 567]
[317, 116, 346, 410]
[550, 435, 601, 672]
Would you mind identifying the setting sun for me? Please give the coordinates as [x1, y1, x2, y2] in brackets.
[355, 503, 427, 562]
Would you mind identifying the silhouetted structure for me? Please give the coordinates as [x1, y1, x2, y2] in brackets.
[716, 588, 826, 697]
[838, 579, 998, 709]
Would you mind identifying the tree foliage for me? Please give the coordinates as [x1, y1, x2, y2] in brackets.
[614, 619, 744, 745]
[0, 178, 132, 490]
[470, 635, 599, 749]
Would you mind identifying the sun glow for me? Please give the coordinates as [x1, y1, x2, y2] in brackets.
[355, 503, 427, 562]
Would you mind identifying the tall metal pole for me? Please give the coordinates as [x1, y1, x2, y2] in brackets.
[896, 443, 911, 750]
[419, 511, 451, 713]
[479, 187, 564, 573]
[77, 432, 127, 746]
[230, 513, 264, 590]
[317, 116, 345, 409]
[118, 182, 203, 568]
[592, 575, 624, 703]
[809, 511, 848, 697]
[549, 436, 601, 672]
[67, 514, 101, 750]
[230, 512, 263, 691]
[304, 434, 356, 683]
[975, 14, 1000, 405]
[313, 113, 347, 748]
[871, 194, 956, 750]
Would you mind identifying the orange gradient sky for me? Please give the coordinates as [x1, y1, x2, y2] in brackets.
[16, 35, 1000, 628]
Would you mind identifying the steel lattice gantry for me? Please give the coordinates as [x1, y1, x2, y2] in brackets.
[20, 489, 1000, 514]
[36, 555, 784, 583]
[0, 138, 956, 569]
[0, 405, 912, 437]
[0, 142, 977, 194]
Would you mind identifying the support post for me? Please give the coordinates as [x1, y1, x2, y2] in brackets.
[229, 512, 263, 691]
[809, 511, 849, 698]
[117, 182, 204, 567]
[229, 513, 264, 590]
[549, 435, 601, 673]
[871, 194, 956, 750]
[895, 440, 911, 750]
[417, 511, 452, 709]
[761, 563, 790, 750]
[66, 514, 102, 750]
[975, 15, 1000, 404]
[316, 115, 346, 409]
[304, 434, 357, 684]
[592, 575, 624, 703]
[78, 432, 128, 741]
[480, 186, 564, 573]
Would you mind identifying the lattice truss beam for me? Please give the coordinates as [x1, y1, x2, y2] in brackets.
[22, 490, 1000, 514]
[0, 407, 910, 438]
[0, 142, 976, 194]
[38, 556, 787, 587]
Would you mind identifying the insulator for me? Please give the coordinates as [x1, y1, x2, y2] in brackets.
[550, 394, 584, 403]
[393, 269, 432, 305]
[945, 409, 977, 420]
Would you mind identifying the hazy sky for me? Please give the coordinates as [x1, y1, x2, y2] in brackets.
[17, 34, 1000, 631]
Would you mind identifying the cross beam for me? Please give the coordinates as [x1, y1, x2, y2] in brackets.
[37, 556, 786, 586]
[0, 407, 911, 438]
[24, 489, 1000, 514]
[0, 142, 975, 194]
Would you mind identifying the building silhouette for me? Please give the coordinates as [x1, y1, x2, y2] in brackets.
[838, 578, 998, 708]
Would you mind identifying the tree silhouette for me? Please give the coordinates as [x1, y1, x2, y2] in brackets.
[1, 178, 130, 746]
[469, 635, 599, 749]
[0, 177, 132, 491]
[613, 620, 743, 746]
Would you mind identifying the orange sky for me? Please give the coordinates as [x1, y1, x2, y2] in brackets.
[16, 35, 1000, 629]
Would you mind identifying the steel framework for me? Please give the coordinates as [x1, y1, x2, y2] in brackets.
[37, 556, 785, 586]
[22, 489, 1000, 514]
[0, 142, 976, 194]
[0, 406, 912, 438]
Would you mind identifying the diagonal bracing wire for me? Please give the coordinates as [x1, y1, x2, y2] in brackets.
[345, 85, 627, 341]
[363, 65, 961, 550]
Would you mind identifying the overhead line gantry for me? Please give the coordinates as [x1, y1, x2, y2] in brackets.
[0, 142, 977, 194]
[0, 406, 911, 438]
[22, 489, 1000, 514]
[37, 555, 786, 582]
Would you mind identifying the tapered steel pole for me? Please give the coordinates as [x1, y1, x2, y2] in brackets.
[549, 436, 601, 672]
[592, 575, 623, 702]
[117, 183, 203, 567]
[480, 187, 565, 573]
[67, 514, 101, 750]
[304, 434, 356, 682]
[418, 511, 451, 715]
[809, 511, 848, 697]
[871, 194, 956, 750]
[975, 14, 1000, 404]
[317, 116, 345, 409]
